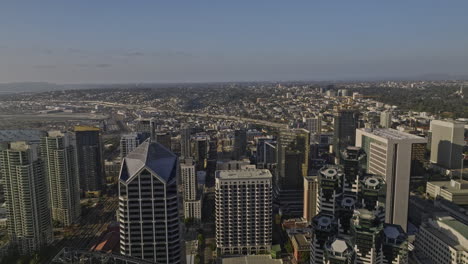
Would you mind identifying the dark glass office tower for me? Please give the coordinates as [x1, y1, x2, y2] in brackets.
[119, 142, 181, 263]
[74, 126, 104, 192]
[333, 109, 358, 155]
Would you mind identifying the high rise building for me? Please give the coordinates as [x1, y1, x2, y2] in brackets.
[233, 129, 247, 160]
[356, 128, 427, 231]
[303, 175, 319, 224]
[118, 141, 181, 263]
[430, 120, 465, 170]
[305, 114, 322, 140]
[350, 208, 384, 264]
[316, 166, 344, 218]
[381, 224, 408, 264]
[41, 131, 81, 226]
[0, 142, 52, 254]
[155, 132, 172, 150]
[256, 138, 276, 170]
[276, 129, 310, 191]
[74, 126, 104, 192]
[275, 128, 309, 216]
[359, 175, 386, 221]
[135, 118, 156, 140]
[311, 214, 338, 264]
[215, 169, 272, 255]
[120, 133, 145, 160]
[333, 109, 358, 155]
[324, 237, 354, 264]
[341, 146, 366, 196]
[0, 130, 46, 203]
[380, 111, 392, 128]
[192, 135, 209, 171]
[180, 126, 191, 159]
[311, 167, 408, 264]
[181, 158, 201, 221]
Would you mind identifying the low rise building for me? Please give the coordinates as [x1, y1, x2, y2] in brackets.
[426, 180, 468, 205]
[415, 216, 468, 264]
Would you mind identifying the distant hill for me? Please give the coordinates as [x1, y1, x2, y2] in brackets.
[0, 82, 115, 94]
[0, 82, 64, 94]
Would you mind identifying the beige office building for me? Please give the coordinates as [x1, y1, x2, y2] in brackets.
[356, 128, 427, 231]
[303, 175, 319, 223]
[426, 179, 468, 205]
[430, 120, 465, 170]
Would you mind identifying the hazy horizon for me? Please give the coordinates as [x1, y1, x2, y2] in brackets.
[1, 1, 468, 83]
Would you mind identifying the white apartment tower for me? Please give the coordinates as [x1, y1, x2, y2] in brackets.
[120, 133, 144, 159]
[118, 141, 181, 263]
[0, 142, 52, 254]
[41, 131, 81, 226]
[306, 114, 322, 138]
[181, 158, 201, 221]
[215, 169, 272, 255]
[356, 128, 427, 231]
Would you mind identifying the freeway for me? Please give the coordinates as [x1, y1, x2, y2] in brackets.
[50, 100, 288, 129]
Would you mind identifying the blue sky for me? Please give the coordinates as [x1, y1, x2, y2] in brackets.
[1, 1, 467, 83]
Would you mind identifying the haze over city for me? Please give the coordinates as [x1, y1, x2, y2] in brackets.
[0, 2, 467, 264]
[1, 1, 468, 84]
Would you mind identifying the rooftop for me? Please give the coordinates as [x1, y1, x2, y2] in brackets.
[328, 238, 350, 253]
[120, 141, 177, 183]
[431, 119, 466, 128]
[440, 218, 468, 240]
[383, 224, 406, 242]
[384, 225, 401, 239]
[74, 125, 100, 132]
[0, 129, 44, 143]
[216, 169, 272, 180]
[221, 255, 283, 264]
[359, 128, 426, 142]
[428, 180, 468, 194]
[292, 234, 310, 249]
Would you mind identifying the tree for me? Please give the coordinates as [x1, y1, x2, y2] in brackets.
[197, 234, 205, 245]
[209, 243, 216, 251]
[29, 254, 40, 264]
[184, 217, 194, 228]
[194, 254, 201, 264]
[284, 240, 293, 254]
[417, 186, 425, 194]
[298, 251, 310, 263]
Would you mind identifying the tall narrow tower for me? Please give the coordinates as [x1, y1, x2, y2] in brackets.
[74, 126, 104, 192]
[180, 126, 191, 159]
[333, 109, 358, 155]
[181, 158, 201, 221]
[0, 142, 52, 254]
[356, 128, 427, 231]
[41, 131, 81, 226]
[118, 142, 181, 263]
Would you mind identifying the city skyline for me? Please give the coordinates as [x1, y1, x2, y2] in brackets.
[1, 1, 468, 83]
[0, 2, 466, 263]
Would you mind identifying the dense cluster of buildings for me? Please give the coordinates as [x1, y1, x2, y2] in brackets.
[0, 83, 466, 264]
[0, 126, 103, 255]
